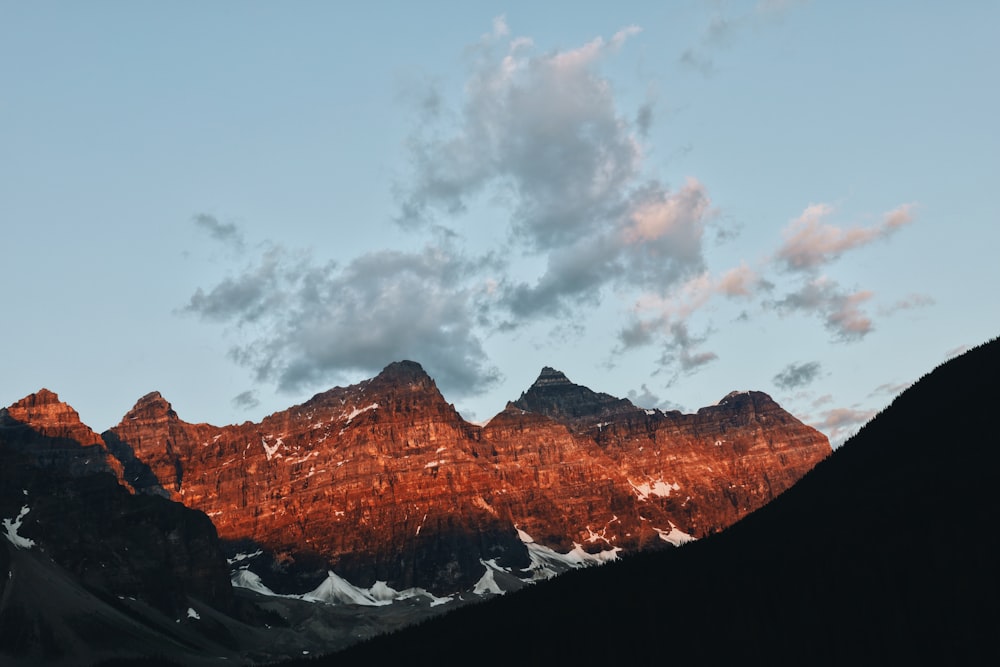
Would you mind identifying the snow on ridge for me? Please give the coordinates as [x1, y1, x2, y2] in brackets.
[230, 566, 456, 608]
[515, 528, 621, 581]
[303, 571, 394, 606]
[3, 505, 35, 550]
[231, 568, 278, 596]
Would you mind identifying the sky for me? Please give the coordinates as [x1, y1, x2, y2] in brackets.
[2, 2, 997, 445]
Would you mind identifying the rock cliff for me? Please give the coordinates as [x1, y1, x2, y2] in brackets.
[0, 393, 234, 619]
[103, 362, 830, 595]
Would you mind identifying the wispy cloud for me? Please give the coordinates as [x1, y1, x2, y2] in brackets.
[772, 276, 874, 341]
[776, 203, 915, 272]
[679, 1, 807, 76]
[626, 384, 685, 412]
[810, 406, 876, 446]
[773, 361, 822, 390]
[193, 213, 245, 252]
[869, 381, 911, 397]
[878, 293, 934, 316]
[184, 239, 502, 399]
[231, 390, 260, 410]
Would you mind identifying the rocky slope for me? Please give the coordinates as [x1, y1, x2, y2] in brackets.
[0, 392, 238, 665]
[103, 362, 830, 595]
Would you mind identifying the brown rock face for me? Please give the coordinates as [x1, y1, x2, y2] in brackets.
[105, 362, 830, 595]
[1, 389, 128, 487]
[0, 393, 234, 617]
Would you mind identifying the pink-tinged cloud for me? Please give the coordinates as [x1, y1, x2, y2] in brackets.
[811, 406, 877, 445]
[776, 202, 916, 271]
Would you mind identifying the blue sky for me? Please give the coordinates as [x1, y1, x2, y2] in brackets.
[3, 2, 997, 444]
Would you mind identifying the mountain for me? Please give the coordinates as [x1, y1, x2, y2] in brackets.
[0, 391, 240, 666]
[103, 362, 829, 596]
[322, 338, 1000, 666]
[1, 364, 830, 664]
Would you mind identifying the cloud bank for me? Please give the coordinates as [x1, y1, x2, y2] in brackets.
[182, 19, 923, 413]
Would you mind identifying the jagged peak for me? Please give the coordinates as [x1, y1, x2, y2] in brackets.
[532, 367, 573, 387]
[513, 368, 636, 423]
[377, 360, 432, 382]
[12, 388, 65, 408]
[123, 390, 178, 421]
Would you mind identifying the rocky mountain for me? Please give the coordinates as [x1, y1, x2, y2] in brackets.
[101, 361, 830, 596]
[328, 338, 1000, 666]
[0, 391, 238, 666]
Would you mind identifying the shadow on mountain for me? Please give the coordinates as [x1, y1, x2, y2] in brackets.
[288, 336, 1000, 666]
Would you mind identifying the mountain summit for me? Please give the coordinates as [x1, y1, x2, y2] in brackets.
[512, 367, 636, 422]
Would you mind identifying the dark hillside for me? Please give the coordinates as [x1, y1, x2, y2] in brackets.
[302, 337, 1000, 666]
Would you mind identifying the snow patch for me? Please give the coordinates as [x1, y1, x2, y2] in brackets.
[262, 436, 281, 461]
[231, 568, 278, 596]
[423, 459, 448, 468]
[629, 478, 680, 501]
[227, 550, 263, 565]
[186, 607, 200, 620]
[653, 521, 696, 547]
[516, 528, 621, 581]
[343, 403, 379, 425]
[3, 505, 35, 549]
[473, 560, 506, 596]
[302, 571, 394, 606]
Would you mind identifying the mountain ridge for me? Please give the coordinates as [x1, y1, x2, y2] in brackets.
[326, 337, 1000, 666]
[17, 360, 828, 597]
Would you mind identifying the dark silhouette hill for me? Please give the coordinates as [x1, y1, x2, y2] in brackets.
[292, 336, 1000, 666]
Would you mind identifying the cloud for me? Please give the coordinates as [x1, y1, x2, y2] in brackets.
[870, 381, 912, 397]
[397, 23, 645, 249]
[626, 384, 685, 412]
[185, 241, 501, 399]
[618, 263, 766, 360]
[396, 21, 723, 351]
[231, 390, 260, 410]
[776, 203, 916, 271]
[193, 213, 245, 251]
[679, 2, 804, 76]
[945, 344, 969, 360]
[878, 293, 934, 316]
[811, 406, 876, 446]
[811, 393, 833, 408]
[773, 361, 822, 390]
[772, 276, 874, 341]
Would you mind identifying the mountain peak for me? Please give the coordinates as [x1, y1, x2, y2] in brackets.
[123, 391, 178, 422]
[512, 367, 636, 424]
[3, 388, 105, 448]
[532, 367, 573, 387]
[12, 388, 64, 408]
[378, 360, 431, 381]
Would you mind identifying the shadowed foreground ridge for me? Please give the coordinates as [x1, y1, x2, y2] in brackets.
[313, 337, 1000, 666]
